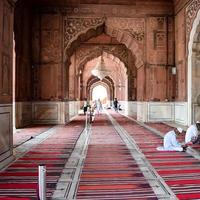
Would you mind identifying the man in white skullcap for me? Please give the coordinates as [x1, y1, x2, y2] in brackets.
[163, 127, 187, 151]
[185, 121, 200, 144]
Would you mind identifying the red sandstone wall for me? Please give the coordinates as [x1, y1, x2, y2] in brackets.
[175, 8, 187, 101]
[174, 0, 193, 101]
[143, 16, 175, 101]
[32, 13, 63, 101]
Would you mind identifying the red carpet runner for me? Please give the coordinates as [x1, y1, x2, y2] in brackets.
[111, 112, 200, 200]
[0, 116, 85, 199]
[76, 114, 158, 200]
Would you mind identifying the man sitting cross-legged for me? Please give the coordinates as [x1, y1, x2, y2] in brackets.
[157, 127, 188, 152]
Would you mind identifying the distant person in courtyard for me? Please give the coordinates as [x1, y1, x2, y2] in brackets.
[91, 100, 97, 112]
[113, 98, 118, 111]
[185, 121, 200, 145]
[157, 127, 188, 152]
[83, 98, 90, 115]
[96, 99, 103, 114]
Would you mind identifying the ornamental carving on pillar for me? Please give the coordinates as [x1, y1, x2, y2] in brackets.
[186, 0, 200, 40]
[64, 17, 105, 50]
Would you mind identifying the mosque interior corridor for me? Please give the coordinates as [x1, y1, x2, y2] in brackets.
[1, 0, 200, 199]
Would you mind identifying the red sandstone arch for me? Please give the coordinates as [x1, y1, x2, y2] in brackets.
[64, 18, 143, 69]
[64, 18, 140, 101]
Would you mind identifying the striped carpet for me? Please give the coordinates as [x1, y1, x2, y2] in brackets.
[76, 114, 158, 200]
[0, 116, 85, 199]
[112, 112, 200, 200]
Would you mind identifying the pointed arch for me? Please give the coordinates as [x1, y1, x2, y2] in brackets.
[63, 17, 144, 69]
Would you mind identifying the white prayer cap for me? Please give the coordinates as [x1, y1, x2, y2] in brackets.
[177, 127, 183, 133]
[196, 121, 200, 124]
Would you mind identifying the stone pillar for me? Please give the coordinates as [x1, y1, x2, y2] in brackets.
[0, 0, 14, 168]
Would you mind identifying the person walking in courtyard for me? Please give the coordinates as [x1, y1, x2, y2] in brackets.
[83, 98, 90, 115]
[96, 99, 103, 114]
[113, 98, 118, 111]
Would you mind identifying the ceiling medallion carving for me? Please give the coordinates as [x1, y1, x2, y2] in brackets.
[64, 17, 105, 49]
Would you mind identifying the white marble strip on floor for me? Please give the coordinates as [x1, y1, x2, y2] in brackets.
[13, 126, 57, 159]
[52, 125, 91, 200]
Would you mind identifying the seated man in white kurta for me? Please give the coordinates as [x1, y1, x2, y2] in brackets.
[163, 127, 186, 151]
[185, 121, 200, 144]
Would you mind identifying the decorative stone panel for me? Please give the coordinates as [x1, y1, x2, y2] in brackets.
[147, 102, 174, 122]
[147, 17, 167, 65]
[64, 17, 105, 50]
[32, 102, 62, 124]
[175, 102, 188, 125]
[15, 102, 32, 128]
[106, 18, 145, 43]
[0, 104, 13, 166]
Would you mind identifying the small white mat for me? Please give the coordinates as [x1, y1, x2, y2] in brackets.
[156, 146, 165, 151]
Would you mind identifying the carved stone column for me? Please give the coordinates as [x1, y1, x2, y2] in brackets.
[0, 0, 14, 168]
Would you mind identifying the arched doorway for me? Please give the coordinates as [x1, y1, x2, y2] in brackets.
[92, 85, 108, 105]
[64, 20, 141, 102]
[78, 52, 128, 103]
